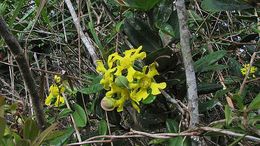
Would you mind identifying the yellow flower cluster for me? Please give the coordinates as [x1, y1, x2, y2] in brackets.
[240, 64, 257, 78]
[45, 75, 65, 107]
[96, 46, 166, 113]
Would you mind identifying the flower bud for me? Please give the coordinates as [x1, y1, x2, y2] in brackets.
[101, 97, 115, 111]
[115, 76, 129, 88]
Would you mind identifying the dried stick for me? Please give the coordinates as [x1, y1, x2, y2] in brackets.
[0, 16, 46, 129]
[67, 126, 260, 145]
[176, 0, 199, 128]
[239, 51, 259, 94]
[62, 93, 82, 142]
[64, 0, 98, 66]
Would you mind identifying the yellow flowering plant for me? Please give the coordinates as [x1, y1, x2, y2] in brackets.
[45, 75, 66, 107]
[240, 64, 257, 78]
[96, 46, 166, 113]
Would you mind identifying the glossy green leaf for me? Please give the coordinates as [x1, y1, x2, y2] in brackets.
[169, 137, 184, 146]
[148, 139, 167, 145]
[232, 94, 244, 110]
[58, 108, 73, 119]
[201, 0, 252, 12]
[142, 94, 157, 104]
[248, 93, 260, 111]
[121, 0, 160, 11]
[154, 0, 172, 26]
[98, 119, 108, 135]
[199, 99, 219, 112]
[166, 119, 178, 133]
[197, 83, 223, 94]
[46, 127, 74, 146]
[166, 119, 185, 146]
[72, 103, 87, 127]
[32, 123, 58, 146]
[80, 83, 103, 95]
[225, 105, 232, 126]
[23, 118, 40, 141]
[123, 18, 162, 52]
[194, 50, 227, 73]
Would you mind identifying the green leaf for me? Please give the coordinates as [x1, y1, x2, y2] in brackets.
[232, 94, 244, 110]
[198, 83, 223, 94]
[46, 127, 74, 146]
[72, 103, 87, 127]
[166, 119, 185, 146]
[228, 135, 245, 146]
[123, 18, 162, 52]
[32, 123, 58, 146]
[122, 0, 160, 11]
[199, 99, 219, 112]
[148, 139, 167, 145]
[0, 117, 6, 139]
[166, 119, 178, 133]
[194, 50, 227, 73]
[58, 108, 73, 119]
[98, 119, 108, 135]
[80, 83, 103, 95]
[225, 105, 232, 126]
[248, 93, 260, 111]
[201, 0, 252, 12]
[154, 0, 173, 27]
[16, 139, 31, 146]
[169, 137, 184, 146]
[8, 0, 27, 27]
[23, 118, 40, 141]
[142, 94, 157, 104]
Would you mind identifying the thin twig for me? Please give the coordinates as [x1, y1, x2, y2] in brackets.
[62, 93, 82, 142]
[239, 51, 259, 94]
[0, 16, 46, 130]
[67, 126, 260, 145]
[64, 0, 98, 66]
[0, 60, 89, 82]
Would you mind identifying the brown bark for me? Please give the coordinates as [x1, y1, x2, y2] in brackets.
[0, 16, 46, 130]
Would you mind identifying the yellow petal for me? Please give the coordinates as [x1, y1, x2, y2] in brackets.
[126, 66, 136, 82]
[108, 52, 121, 68]
[96, 60, 107, 73]
[54, 95, 64, 107]
[135, 89, 149, 101]
[150, 82, 166, 95]
[54, 75, 61, 83]
[60, 85, 65, 93]
[147, 63, 159, 78]
[131, 101, 140, 113]
[115, 96, 126, 112]
[45, 94, 53, 106]
[114, 66, 123, 76]
[49, 85, 59, 96]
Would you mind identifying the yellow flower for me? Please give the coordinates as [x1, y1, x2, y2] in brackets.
[130, 63, 166, 102]
[54, 75, 61, 83]
[49, 84, 59, 96]
[45, 94, 54, 106]
[96, 60, 116, 90]
[105, 83, 129, 112]
[96, 46, 167, 113]
[45, 84, 65, 107]
[54, 95, 65, 107]
[114, 46, 146, 82]
[240, 64, 257, 77]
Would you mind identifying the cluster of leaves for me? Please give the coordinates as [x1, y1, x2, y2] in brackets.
[0, 0, 259, 145]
